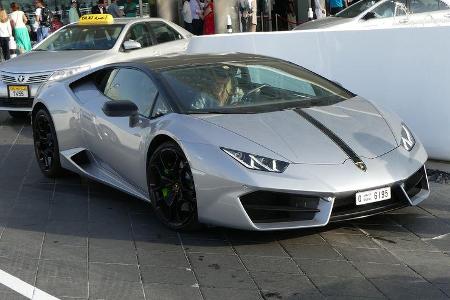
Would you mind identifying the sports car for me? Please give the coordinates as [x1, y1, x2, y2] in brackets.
[31, 53, 429, 231]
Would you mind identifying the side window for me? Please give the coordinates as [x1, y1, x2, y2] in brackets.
[410, 0, 444, 12]
[149, 22, 182, 44]
[104, 68, 158, 117]
[151, 94, 172, 118]
[371, 1, 401, 18]
[96, 69, 118, 93]
[126, 23, 153, 48]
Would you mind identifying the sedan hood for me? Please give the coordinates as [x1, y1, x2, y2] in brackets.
[0, 50, 106, 73]
[196, 98, 397, 164]
[295, 17, 352, 30]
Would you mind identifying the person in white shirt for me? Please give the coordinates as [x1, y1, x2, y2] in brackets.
[0, 9, 12, 60]
[10, 3, 32, 53]
[182, 0, 193, 33]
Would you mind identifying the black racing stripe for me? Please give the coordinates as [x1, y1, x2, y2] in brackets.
[294, 108, 367, 171]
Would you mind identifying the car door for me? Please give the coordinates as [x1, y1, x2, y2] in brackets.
[147, 21, 189, 55]
[119, 22, 159, 59]
[81, 67, 159, 190]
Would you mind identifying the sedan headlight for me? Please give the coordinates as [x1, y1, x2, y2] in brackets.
[401, 123, 416, 151]
[221, 148, 289, 173]
[48, 66, 91, 81]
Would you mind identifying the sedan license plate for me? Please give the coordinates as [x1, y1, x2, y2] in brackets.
[8, 85, 29, 98]
[356, 187, 391, 206]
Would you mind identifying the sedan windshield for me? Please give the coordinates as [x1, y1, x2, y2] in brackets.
[161, 60, 354, 114]
[336, 0, 382, 18]
[34, 25, 124, 51]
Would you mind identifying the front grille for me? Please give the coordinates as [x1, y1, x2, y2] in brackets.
[1, 73, 51, 84]
[27, 74, 51, 84]
[0, 75, 16, 84]
[240, 191, 321, 223]
[0, 97, 33, 108]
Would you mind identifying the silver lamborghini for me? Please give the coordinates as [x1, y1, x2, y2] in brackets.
[31, 53, 430, 231]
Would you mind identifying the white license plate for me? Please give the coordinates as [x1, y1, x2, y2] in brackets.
[356, 187, 391, 206]
[8, 85, 29, 98]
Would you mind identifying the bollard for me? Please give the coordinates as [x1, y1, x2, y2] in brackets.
[227, 14, 233, 33]
[308, 7, 314, 20]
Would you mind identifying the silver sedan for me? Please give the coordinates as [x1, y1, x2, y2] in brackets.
[0, 16, 191, 118]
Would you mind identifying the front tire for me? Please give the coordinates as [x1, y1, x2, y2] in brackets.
[8, 111, 29, 119]
[32, 109, 63, 177]
[147, 141, 200, 231]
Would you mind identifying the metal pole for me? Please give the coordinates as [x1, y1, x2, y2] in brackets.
[275, 13, 278, 31]
[268, 0, 272, 31]
[138, 0, 143, 17]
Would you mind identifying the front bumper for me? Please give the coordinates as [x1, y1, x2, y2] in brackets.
[187, 141, 429, 231]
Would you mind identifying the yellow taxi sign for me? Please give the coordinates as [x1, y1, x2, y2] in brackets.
[79, 14, 114, 25]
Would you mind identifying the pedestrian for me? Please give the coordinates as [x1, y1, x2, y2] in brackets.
[107, 0, 123, 17]
[239, 0, 253, 32]
[190, 0, 202, 35]
[182, 0, 193, 33]
[0, 9, 12, 60]
[329, 0, 347, 15]
[124, 0, 137, 17]
[202, 0, 214, 35]
[68, 0, 80, 23]
[91, 0, 106, 14]
[314, 0, 326, 19]
[35, 0, 52, 42]
[9, 3, 32, 52]
[50, 14, 63, 32]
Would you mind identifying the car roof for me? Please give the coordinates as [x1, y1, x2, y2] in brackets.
[72, 17, 169, 26]
[136, 53, 285, 71]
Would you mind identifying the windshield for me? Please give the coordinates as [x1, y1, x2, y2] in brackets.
[336, 0, 382, 17]
[35, 25, 124, 51]
[161, 60, 354, 114]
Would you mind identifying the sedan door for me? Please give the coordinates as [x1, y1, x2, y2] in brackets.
[147, 21, 189, 55]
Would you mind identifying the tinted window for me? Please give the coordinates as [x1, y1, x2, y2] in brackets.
[335, 0, 382, 18]
[95, 69, 118, 93]
[151, 94, 172, 118]
[371, 0, 407, 17]
[125, 23, 154, 48]
[35, 25, 124, 51]
[162, 61, 353, 114]
[410, 0, 450, 12]
[104, 68, 158, 117]
[149, 22, 182, 44]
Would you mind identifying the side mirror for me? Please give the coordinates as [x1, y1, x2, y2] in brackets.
[362, 11, 376, 20]
[102, 100, 138, 117]
[123, 40, 142, 51]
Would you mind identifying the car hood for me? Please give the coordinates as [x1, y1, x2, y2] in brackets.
[196, 98, 397, 164]
[295, 17, 352, 30]
[0, 50, 106, 73]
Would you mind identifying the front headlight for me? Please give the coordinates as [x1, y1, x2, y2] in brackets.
[401, 123, 416, 151]
[48, 66, 91, 81]
[221, 148, 289, 173]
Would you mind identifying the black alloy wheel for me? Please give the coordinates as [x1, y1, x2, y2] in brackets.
[148, 141, 199, 230]
[8, 111, 30, 119]
[32, 109, 63, 177]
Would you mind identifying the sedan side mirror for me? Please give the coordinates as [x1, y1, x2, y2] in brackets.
[102, 100, 138, 117]
[362, 11, 377, 20]
[123, 40, 142, 51]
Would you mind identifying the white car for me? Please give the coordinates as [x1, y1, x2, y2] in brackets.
[295, 0, 450, 30]
[0, 15, 192, 118]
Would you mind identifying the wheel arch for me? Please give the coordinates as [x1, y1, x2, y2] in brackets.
[146, 134, 180, 169]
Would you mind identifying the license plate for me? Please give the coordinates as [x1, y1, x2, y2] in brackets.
[356, 187, 391, 206]
[8, 85, 29, 98]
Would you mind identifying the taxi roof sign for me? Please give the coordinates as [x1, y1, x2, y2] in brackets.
[79, 14, 114, 25]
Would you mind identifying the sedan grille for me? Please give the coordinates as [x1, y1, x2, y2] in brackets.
[1, 72, 52, 84]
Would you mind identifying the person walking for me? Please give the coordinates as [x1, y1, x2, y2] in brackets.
[0, 9, 12, 60]
[91, 0, 106, 14]
[35, 0, 52, 42]
[124, 0, 137, 17]
[202, 0, 214, 35]
[190, 0, 202, 35]
[239, 0, 253, 32]
[329, 0, 347, 15]
[107, 0, 123, 17]
[9, 3, 32, 53]
[182, 0, 193, 33]
[68, 0, 80, 23]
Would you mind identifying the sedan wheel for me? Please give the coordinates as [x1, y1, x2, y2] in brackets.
[32, 109, 63, 177]
[148, 142, 199, 230]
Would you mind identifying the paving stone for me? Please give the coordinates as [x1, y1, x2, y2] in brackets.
[135, 238, 183, 253]
[252, 271, 319, 295]
[296, 259, 363, 278]
[183, 239, 234, 255]
[277, 232, 326, 245]
[89, 262, 140, 283]
[138, 250, 189, 268]
[202, 287, 262, 300]
[390, 249, 450, 266]
[0, 240, 42, 259]
[241, 255, 300, 274]
[196, 268, 256, 289]
[89, 280, 144, 300]
[427, 235, 450, 252]
[140, 266, 196, 285]
[38, 259, 87, 280]
[262, 290, 325, 300]
[36, 276, 87, 299]
[352, 262, 422, 280]
[336, 246, 400, 264]
[89, 245, 137, 264]
[145, 283, 202, 300]
[357, 224, 415, 238]
[179, 228, 227, 241]
[371, 235, 439, 251]
[41, 243, 86, 262]
[371, 279, 449, 300]
[45, 221, 87, 247]
[320, 233, 380, 249]
[0, 290, 28, 300]
[233, 242, 288, 257]
[436, 283, 450, 297]
[132, 223, 178, 241]
[283, 244, 343, 260]
[189, 253, 244, 271]
[309, 276, 384, 298]
[407, 263, 450, 284]
[320, 224, 363, 235]
[0, 256, 38, 285]
[88, 222, 132, 240]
